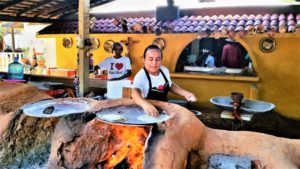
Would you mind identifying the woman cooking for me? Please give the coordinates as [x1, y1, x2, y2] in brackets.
[132, 45, 197, 117]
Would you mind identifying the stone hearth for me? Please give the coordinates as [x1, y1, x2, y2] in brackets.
[1, 82, 300, 169]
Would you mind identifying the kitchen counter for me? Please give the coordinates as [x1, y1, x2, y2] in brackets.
[171, 72, 259, 82]
[0, 71, 107, 88]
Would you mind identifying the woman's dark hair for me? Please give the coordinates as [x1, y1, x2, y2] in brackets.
[112, 42, 123, 51]
[143, 44, 163, 58]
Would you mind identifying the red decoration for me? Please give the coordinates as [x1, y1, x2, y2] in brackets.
[158, 85, 165, 91]
[115, 63, 124, 70]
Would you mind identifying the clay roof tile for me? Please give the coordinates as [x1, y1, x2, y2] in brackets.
[263, 14, 271, 21]
[241, 14, 248, 20]
[271, 14, 278, 20]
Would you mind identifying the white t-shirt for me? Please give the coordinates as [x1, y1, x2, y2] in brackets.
[132, 66, 172, 98]
[98, 56, 131, 79]
[205, 55, 216, 68]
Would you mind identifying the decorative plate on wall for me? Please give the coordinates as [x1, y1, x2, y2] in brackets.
[63, 37, 73, 48]
[259, 37, 276, 53]
[152, 37, 165, 50]
[104, 40, 114, 53]
[91, 38, 100, 50]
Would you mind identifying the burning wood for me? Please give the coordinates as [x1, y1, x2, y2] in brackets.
[47, 115, 149, 169]
[47, 99, 150, 169]
[103, 125, 149, 169]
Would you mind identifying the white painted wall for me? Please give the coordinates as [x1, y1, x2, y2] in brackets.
[2, 23, 56, 67]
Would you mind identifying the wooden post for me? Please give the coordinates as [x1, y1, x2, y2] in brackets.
[78, 0, 90, 96]
[11, 27, 15, 52]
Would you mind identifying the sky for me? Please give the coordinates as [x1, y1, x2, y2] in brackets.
[90, 0, 298, 14]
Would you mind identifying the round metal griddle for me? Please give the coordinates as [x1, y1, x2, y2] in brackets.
[210, 96, 275, 114]
[21, 98, 91, 118]
[96, 105, 170, 126]
[29, 81, 64, 90]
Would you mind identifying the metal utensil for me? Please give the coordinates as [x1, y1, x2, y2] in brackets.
[43, 106, 54, 114]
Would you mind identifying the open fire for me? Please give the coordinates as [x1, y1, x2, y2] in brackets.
[102, 125, 149, 169]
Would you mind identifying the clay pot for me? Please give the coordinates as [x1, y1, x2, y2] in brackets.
[37, 60, 45, 67]
[21, 58, 30, 65]
[31, 60, 37, 67]
[231, 92, 244, 104]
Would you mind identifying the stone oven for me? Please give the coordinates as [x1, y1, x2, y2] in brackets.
[45, 99, 300, 169]
[2, 83, 300, 169]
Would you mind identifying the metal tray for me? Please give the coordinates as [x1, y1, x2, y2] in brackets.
[96, 105, 170, 126]
[29, 81, 64, 90]
[210, 96, 275, 114]
[21, 98, 91, 118]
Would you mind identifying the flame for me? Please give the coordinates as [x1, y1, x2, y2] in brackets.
[104, 125, 149, 169]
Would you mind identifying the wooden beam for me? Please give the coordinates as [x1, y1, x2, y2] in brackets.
[78, 0, 90, 96]
[39, 0, 77, 18]
[16, 0, 56, 16]
[30, 0, 74, 18]
[48, 4, 77, 19]
[0, 14, 60, 23]
[59, 0, 114, 19]
[0, 0, 24, 11]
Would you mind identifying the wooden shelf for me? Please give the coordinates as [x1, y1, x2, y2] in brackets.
[0, 71, 107, 88]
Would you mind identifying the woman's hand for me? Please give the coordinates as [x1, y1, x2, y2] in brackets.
[184, 92, 197, 102]
[141, 102, 159, 117]
[131, 88, 159, 117]
[170, 83, 197, 102]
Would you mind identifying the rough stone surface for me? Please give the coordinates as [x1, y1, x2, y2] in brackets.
[208, 154, 251, 169]
[47, 99, 150, 169]
[0, 82, 59, 168]
[143, 100, 300, 169]
[47, 114, 113, 169]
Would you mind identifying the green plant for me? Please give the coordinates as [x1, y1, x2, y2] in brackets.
[37, 55, 45, 61]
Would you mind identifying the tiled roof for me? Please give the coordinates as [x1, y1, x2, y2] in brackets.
[38, 13, 300, 34]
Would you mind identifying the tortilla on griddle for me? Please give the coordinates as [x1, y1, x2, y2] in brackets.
[101, 114, 127, 122]
[137, 114, 169, 123]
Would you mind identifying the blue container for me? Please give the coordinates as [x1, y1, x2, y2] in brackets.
[8, 57, 24, 80]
